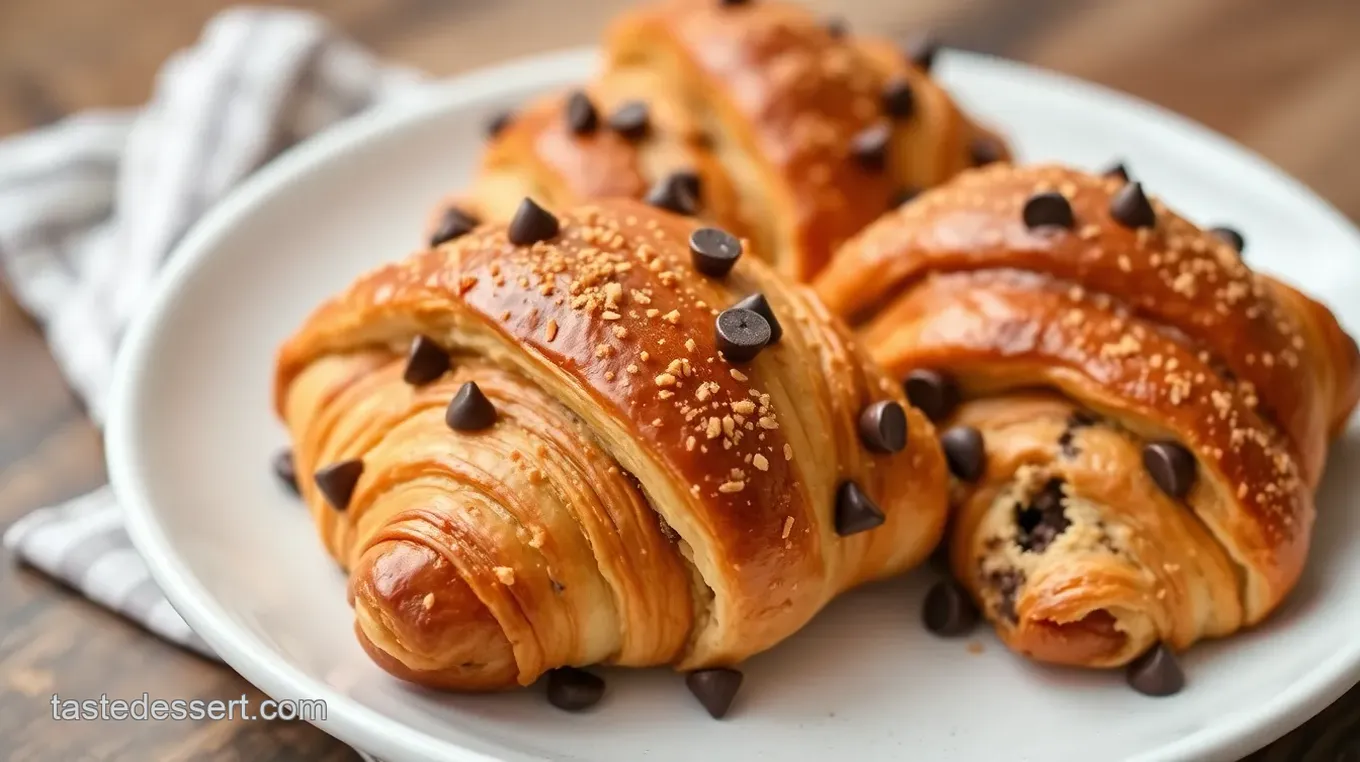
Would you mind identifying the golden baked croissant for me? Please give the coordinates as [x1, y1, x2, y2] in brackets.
[813, 163, 1360, 688]
[275, 198, 948, 700]
[431, 0, 1007, 282]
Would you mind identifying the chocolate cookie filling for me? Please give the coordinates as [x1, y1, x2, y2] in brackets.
[1015, 479, 1071, 553]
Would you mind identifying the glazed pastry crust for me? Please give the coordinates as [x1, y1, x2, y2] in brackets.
[278, 200, 948, 688]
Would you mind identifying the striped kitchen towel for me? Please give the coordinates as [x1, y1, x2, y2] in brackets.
[0, 8, 422, 663]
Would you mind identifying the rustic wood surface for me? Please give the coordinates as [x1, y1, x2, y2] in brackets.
[1, 0, 1358, 759]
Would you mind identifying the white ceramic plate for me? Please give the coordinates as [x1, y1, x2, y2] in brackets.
[109, 48, 1360, 762]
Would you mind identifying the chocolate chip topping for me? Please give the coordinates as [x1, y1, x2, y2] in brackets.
[545, 667, 605, 711]
[1110, 181, 1156, 229]
[446, 381, 497, 431]
[485, 110, 513, 139]
[858, 400, 908, 453]
[731, 292, 782, 344]
[882, 79, 915, 119]
[1103, 161, 1130, 183]
[941, 426, 985, 482]
[645, 172, 699, 216]
[564, 90, 598, 135]
[507, 198, 560, 245]
[1210, 226, 1245, 254]
[402, 335, 450, 386]
[1015, 479, 1071, 553]
[850, 123, 891, 171]
[1143, 440, 1196, 499]
[834, 481, 885, 535]
[673, 170, 702, 201]
[969, 134, 1005, 167]
[922, 580, 980, 636]
[824, 16, 847, 38]
[272, 449, 298, 496]
[893, 187, 922, 208]
[685, 668, 743, 719]
[689, 227, 743, 277]
[906, 33, 940, 72]
[714, 307, 771, 363]
[314, 459, 363, 511]
[1022, 191, 1075, 230]
[1126, 644, 1185, 697]
[903, 369, 958, 422]
[429, 206, 479, 247]
[608, 100, 650, 141]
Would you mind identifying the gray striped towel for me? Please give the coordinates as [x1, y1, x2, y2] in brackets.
[1, 2, 422, 706]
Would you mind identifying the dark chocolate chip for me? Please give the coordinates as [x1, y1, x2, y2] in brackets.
[1058, 411, 1096, 457]
[969, 134, 1005, 167]
[731, 292, 782, 344]
[1015, 479, 1071, 553]
[689, 227, 743, 277]
[1143, 441, 1196, 499]
[402, 335, 450, 386]
[686, 668, 743, 719]
[834, 481, 885, 535]
[1110, 181, 1156, 229]
[1126, 644, 1185, 697]
[673, 170, 702, 201]
[1022, 191, 1075, 230]
[893, 187, 922, 208]
[446, 381, 497, 431]
[645, 172, 699, 216]
[858, 400, 908, 453]
[882, 79, 915, 119]
[485, 110, 513, 139]
[718, 0, 750, 6]
[903, 369, 959, 422]
[987, 568, 1024, 623]
[314, 460, 363, 511]
[545, 667, 605, 711]
[608, 100, 650, 140]
[922, 580, 980, 636]
[714, 307, 771, 363]
[1210, 226, 1245, 254]
[564, 90, 598, 135]
[941, 426, 985, 482]
[824, 16, 847, 38]
[272, 449, 299, 496]
[906, 33, 940, 72]
[851, 123, 891, 171]
[1103, 161, 1130, 183]
[429, 206, 479, 247]
[507, 198, 559, 245]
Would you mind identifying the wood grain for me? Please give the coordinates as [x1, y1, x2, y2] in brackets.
[1, 0, 1357, 759]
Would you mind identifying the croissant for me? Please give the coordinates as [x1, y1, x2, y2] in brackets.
[276, 198, 948, 694]
[431, 0, 1007, 282]
[813, 163, 1360, 679]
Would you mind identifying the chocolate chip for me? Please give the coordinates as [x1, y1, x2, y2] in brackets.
[402, 335, 450, 386]
[903, 369, 958, 422]
[689, 227, 743, 277]
[718, 0, 750, 6]
[485, 110, 513, 139]
[545, 667, 605, 711]
[507, 198, 559, 245]
[941, 426, 985, 482]
[850, 123, 891, 171]
[858, 400, 908, 453]
[1015, 479, 1070, 553]
[1104, 161, 1130, 183]
[1143, 441, 1196, 499]
[714, 307, 770, 363]
[922, 580, 980, 636]
[1022, 191, 1074, 230]
[986, 568, 1023, 623]
[550, 579, 566, 593]
[673, 170, 702, 201]
[1126, 644, 1185, 697]
[969, 134, 1005, 167]
[272, 449, 298, 495]
[893, 187, 922, 208]
[824, 16, 847, 38]
[1110, 181, 1156, 229]
[314, 460, 363, 511]
[429, 206, 479, 247]
[1210, 226, 1245, 254]
[446, 381, 497, 431]
[564, 90, 598, 135]
[686, 668, 742, 719]
[1057, 411, 1097, 457]
[834, 481, 885, 535]
[731, 293, 782, 344]
[608, 100, 650, 140]
[882, 79, 915, 119]
[906, 33, 939, 72]
[645, 172, 699, 216]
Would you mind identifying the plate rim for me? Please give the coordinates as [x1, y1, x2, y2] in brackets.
[107, 46, 1360, 762]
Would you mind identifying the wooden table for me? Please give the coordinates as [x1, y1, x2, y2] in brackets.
[2, 0, 1358, 758]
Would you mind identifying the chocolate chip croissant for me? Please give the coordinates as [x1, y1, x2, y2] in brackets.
[275, 199, 948, 691]
[434, 0, 1007, 282]
[813, 163, 1360, 673]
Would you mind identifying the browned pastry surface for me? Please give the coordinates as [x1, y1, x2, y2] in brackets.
[277, 199, 948, 689]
